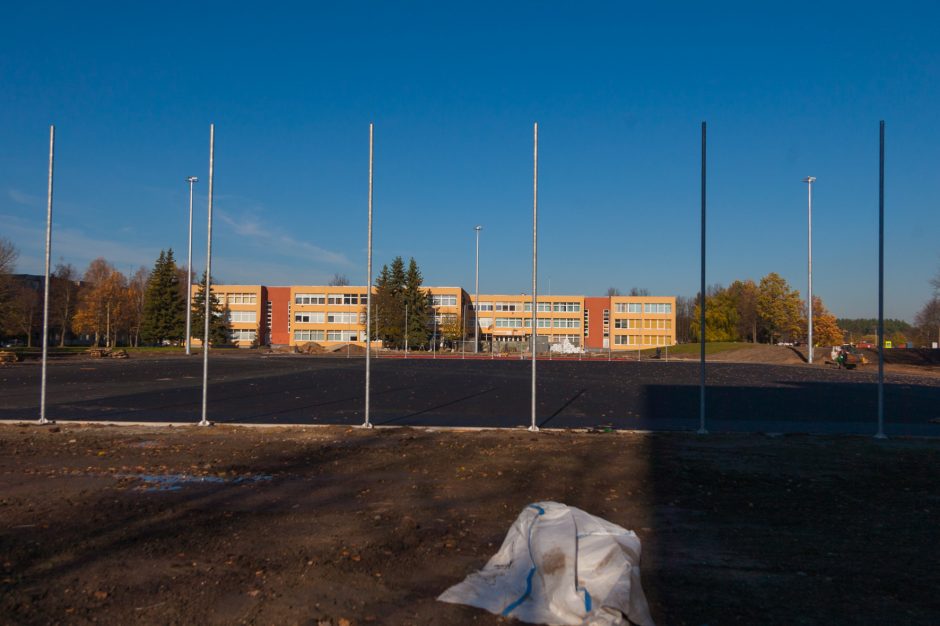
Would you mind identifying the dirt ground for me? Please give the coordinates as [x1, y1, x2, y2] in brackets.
[1, 424, 937, 625]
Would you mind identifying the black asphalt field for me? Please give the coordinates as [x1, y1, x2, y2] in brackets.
[2, 353, 939, 435]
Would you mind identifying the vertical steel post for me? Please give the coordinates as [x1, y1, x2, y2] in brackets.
[404, 303, 409, 356]
[475, 225, 481, 353]
[530, 122, 539, 432]
[38, 125, 55, 425]
[185, 176, 197, 355]
[876, 121, 887, 439]
[363, 124, 374, 428]
[198, 124, 214, 427]
[805, 177, 815, 364]
[698, 121, 708, 435]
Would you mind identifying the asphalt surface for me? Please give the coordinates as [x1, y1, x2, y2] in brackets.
[2, 353, 939, 435]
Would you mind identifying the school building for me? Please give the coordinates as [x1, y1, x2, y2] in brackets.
[195, 284, 676, 352]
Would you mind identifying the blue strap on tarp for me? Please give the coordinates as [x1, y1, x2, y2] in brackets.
[502, 504, 545, 616]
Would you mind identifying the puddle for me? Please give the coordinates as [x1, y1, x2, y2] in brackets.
[118, 473, 273, 492]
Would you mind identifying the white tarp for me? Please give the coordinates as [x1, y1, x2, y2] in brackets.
[439, 502, 654, 626]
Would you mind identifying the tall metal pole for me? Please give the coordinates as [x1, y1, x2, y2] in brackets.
[38, 125, 55, 425]
[876, 121, 887, 439]
[475, 225, 482, 353]
[198, 124, 214, 427]
[530, 122, 539, 432]
[698, 121, 708, 435]
[363, 123, 374, 428]
[404, 303, 409, 356]
[185, 176, 198, 356]
[802, 176, 816, 363]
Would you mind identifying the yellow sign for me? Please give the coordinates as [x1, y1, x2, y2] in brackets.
[884, 340, 893, 348]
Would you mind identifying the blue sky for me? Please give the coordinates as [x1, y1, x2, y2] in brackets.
[2, 1, 938, 321]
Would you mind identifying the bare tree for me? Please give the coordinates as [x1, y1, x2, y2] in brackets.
[328, 273, 350, 287]
[51, 262, 79, 346]
[606, 287, 621, 297]
[628, 287, 650, 297]
[0, 238, 17, 329]
[915, 297, 940, 347]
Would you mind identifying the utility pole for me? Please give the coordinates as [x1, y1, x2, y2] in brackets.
[474, 225, 482, 353]
[185, 176, 198, 355]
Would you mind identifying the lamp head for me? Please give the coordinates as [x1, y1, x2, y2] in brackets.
[186, 176, 199, 183]
[802, 176, 816, 184]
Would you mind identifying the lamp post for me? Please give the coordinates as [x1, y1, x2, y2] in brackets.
[185, 176, 198, 356]
[474, 225, 482, 354]
[803, 176, 816, 364]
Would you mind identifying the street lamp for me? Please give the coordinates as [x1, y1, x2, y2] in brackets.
[474, 225, 482, 354]
[802, 176, 815, 364]
[185, 176, 198, 356]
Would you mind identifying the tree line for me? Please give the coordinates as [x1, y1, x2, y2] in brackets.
[0, 239, 228, 347]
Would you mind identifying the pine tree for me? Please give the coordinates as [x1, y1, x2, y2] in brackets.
[191, 271, 229, 346]
[373, 258, 406, 348]
[403, 257, 432, 349]
[140, 249, 185, 345]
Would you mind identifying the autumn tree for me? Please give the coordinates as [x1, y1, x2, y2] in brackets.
[191, 271, 229, 346]
[72, 258, 122, 347]
[727, 279, 759, 343]
[140, 249, 185, 345]
[807, 295, 844, 347]
[690, 285, 739, 342]
[756, 273, 802, 344]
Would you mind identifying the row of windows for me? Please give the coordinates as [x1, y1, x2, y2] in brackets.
[228, 310, 257, 323]
[614, 318, 672, 329]
[614, 302, 673, 314]
[294, 312, 361, 324]
[432, 294, 458, 307]
[294, 330, 363, 342]
[478, 302, 582, 312]
[492, 318, 582, 329]
[229, 329, 257, 342]
[614, 334, 672, 346]
[226, 293, 257, 305]
[294, 293, 365, 306]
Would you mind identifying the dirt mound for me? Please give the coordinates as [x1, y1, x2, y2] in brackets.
[297, 342, 326, 354]
[705, 344, 808, 364]
[326, 343, 367, 355]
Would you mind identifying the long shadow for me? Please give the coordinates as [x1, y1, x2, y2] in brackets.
[538, 388, 586, 428]
[376, 387, 497, 425]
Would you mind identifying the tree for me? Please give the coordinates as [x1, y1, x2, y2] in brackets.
[674, 295, 695, 343]
[328, 273, 350, 287]
[372, 257, 407, 348]
[140, 249, 185, 345]
[191, 271, 229, 346]
[727, 279, 759, 343]
[0, 238, 17, 331]
[72, 258, 121, 347]
[690, 286, 739, 342]
[403, 258, 432, 349]
[606, 287, 621, 297]
[756, 273, 802, 344]
[49, 262, 79, 346]
[128, 267, 149, 347]
[628, 287, 650, 297]
[915, 298, 940, 347]
[8, 285, 40, 346]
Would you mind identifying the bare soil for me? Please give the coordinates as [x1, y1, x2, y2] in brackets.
[1, 424, 937, 625]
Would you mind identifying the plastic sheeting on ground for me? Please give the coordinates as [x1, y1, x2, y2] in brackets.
[438, 501, 654, 626]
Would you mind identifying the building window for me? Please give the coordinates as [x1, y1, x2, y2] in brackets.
[294, 330, 324, 341]
[495, 318, 523, 328]
[432, 294, 458, 307]
[477, 317, 493, 328]
[229, 329, 257, 342]
[295, 312, 325, 324]
[228, 310, 257, 323]
[552, 318, 579, 328]
[477, 303, 493, 311]
[227, 293, 257, 305]
[327, 312, 358, 324]
[615, 319, 642, 329]
[295, 293, 325, 305]
[644, 303, 672, 314]
[615, 334, 641, 345]
[615, 303, 643, 313]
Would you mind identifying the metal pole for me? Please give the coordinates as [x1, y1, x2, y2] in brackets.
[804, 176, 815, 364]
[363, 123, 374, 428]
[462, 304, 467, 359]
[405, 303, 409, 357]
[876, 121, 887, 439]
[433, 310, 437, 358]
[38, 125, 55, 425]
[475, 225, 481, 353]
[530, 122, 539, 432]
[198, 124, 214, 427]
[185, 176, 197, 355]
[698, 121, 708, 435]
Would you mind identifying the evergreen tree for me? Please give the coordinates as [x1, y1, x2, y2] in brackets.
[191, 271, 229, 346]
[373, 258, 408, 348]
[140, 249, 185, 345]
[403, 257, 432, 349]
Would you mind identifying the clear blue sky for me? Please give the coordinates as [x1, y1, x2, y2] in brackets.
[2, 1, 938, 321]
